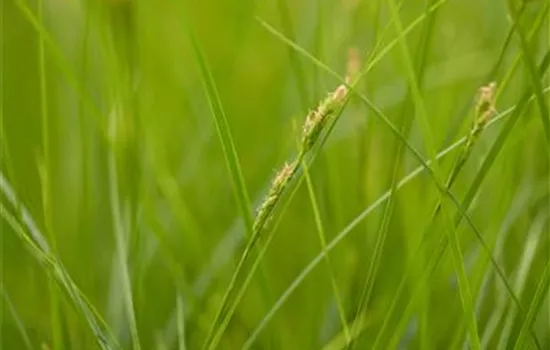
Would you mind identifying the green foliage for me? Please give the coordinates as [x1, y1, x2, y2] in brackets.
[1, 0, 549, 349]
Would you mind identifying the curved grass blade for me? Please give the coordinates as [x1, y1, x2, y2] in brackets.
[512, 258, 550, 350]
[0, 202, 119, 350]
[186, 30, 254, 236]
[302, 158, 351, 343]
[0, 284, 33, 349]
[182, 15, 263, 350]
[107, 146, 141, 349]
[496, 2, 549, 103]
[218, 166, 307, 350]
[257, 0, 448, 89]
[14, 0, 109, 138]
[276, 0, 310, 109]
[497, 210, 547, 347]
[509, 2, 550, 144]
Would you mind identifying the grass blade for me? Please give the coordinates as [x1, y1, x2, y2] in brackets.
[0, 285, 33, 349]
[182, 15, 263, 349]
[35, 1, 63, 347]
[0, 197, 119, 349]
[176, 293, 187, 350]
[513, 258, 550, 350]
[302, 158, 351, 343]
[107, 144, 141, 349]
[187, 26, 254, 236]
[509, 2, 550, 144]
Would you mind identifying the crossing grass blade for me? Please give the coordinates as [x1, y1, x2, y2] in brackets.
[14, 0, 109, 137]
[186, 28, 254, 237]
[276, 0, 310, 109]
[180, 12, 264, 350]
[302, 158, 351, 343]
[512, 258, 550, 350]
[0, 182, 120, 350]
[348, 2, 438, 348]
[509, 2, 550, 144]
[386, 2, 481, 346]
[0, 284, 33, 350]
[108, 148, 141, 349]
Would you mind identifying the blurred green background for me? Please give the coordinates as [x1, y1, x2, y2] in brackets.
[1, 0, 549, 348]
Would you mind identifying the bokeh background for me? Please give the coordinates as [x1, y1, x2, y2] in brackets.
[1, 0, 549, 348]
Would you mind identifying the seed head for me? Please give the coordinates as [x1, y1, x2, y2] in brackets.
[462, 82, 498, 158]
[475, 82, 497, 126]
[332, 84, 349, 104]
[300, 84, 349, 150]
[273, 162, 294, 190]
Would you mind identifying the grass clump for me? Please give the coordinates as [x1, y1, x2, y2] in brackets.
[2, 0, 550, 349]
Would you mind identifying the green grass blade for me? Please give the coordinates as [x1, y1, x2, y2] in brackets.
[0, 285, 33, 349]
[176, 293, 186, 350]
[496, 3, 549, 102]
[0, 199, 118, 350]
[444, 215, 482, 349]
[513, 258, 550, 350]
[257, 0, 447, 88]
[187, 28, 254, 237]
[276, 0, 310, 109]
[14, 0, 108, 137]
[35, 1, 63, 348]
[497, 210, 547, 347]
[221, 171, 306, 350]
[509, 3, 550, 144]
[107, 147, 141, 349]
[302, 159, 351, 343]
[181, 14, 261, 348]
